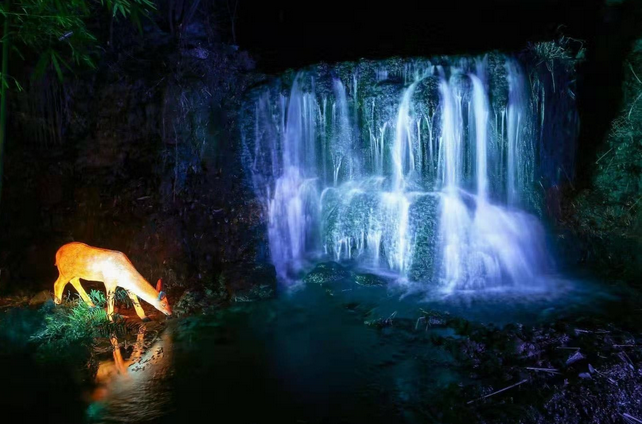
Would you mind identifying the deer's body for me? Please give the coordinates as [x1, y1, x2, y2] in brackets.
[53, 242, 171, 321]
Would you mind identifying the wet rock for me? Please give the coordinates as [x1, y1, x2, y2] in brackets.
[417, 309, 450, 327]
[407, 195, 439, 281]
[303, 262, 353, 286]
[29, 290, 53, 307]
[174, 289, 205, 316]
[354, 273, 387, 287]
[220, 262, 277, 302]
[173, 286, 228, 316]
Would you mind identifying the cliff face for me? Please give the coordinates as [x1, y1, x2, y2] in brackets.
[0, 20, 275, 302]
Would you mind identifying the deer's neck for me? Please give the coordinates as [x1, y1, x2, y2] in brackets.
[121, 272, 159, 308]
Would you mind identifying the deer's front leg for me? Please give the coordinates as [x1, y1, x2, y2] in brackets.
[127, 291, 150, 322]
[106, 288, 116, 322]
[53, 274, 68, 304]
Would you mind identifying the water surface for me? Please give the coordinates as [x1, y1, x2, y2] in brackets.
[87, 276, 631, 424]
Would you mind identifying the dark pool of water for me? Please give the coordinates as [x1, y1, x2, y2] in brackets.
[1, 274, 637, 423]
[84, 275, 636, 424]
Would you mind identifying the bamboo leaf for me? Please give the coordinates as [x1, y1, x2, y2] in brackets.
[57, 52, 73, 72]
[130, 10, 142, 33]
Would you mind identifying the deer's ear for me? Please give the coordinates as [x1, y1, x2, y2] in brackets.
[158, 291, 166, 301]
[156, 279, 162, 292]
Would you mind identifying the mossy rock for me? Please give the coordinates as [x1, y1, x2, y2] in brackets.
[303, 262, 353, 286]
[173, 289, 221, 316]
[354, 273, 387, 287]
[220, 262, 277, 303]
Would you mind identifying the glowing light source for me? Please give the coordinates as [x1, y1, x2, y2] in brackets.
[53, 242, 172, 320]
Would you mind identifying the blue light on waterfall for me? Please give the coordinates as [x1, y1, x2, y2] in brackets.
[243, 55, 573, 292]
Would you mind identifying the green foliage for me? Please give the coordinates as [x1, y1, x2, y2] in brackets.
[30, 289, 139, 361]
[578, 40, 641, 223]
[100, 0, 156, 32]
[0, 0, 156, 86]
[561, 40, 641, 280]
[0, 0, 156, 205]
[528, 35, 585, 97]
[528, 36, 586, 73]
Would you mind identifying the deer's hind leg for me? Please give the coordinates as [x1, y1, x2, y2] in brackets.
[127, 291, 150, 322]
[70, 277, 96, 307]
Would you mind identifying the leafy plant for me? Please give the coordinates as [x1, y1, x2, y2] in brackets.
[31, 289, 140, 351]
[528, 35, 585, 93]
[559, 40, 641, 281]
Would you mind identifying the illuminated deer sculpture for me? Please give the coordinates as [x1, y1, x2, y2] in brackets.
[53, 242, 172, 321]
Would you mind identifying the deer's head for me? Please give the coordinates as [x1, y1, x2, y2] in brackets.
[155, 279, 172, 316]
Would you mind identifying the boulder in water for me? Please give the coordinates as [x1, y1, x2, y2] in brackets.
[303, 262, 353, 286]
[354, 273, 387, 287]
[174, 289, 217, 316]
[220, 262, 277, 302]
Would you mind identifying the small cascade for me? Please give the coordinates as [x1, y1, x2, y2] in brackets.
[243, 53, 577, 290]
[266, 77, 320, 278]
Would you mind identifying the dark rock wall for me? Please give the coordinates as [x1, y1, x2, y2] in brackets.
[0, 17, 274, 302]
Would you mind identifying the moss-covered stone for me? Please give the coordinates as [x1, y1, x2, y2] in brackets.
[303, 261, 353, 285]
[219, 262, 277, 302]
[353, 273, 387, 287]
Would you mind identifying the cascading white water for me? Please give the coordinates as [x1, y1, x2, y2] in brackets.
[244, 55, 573, 291]
[471, 73, 489, 200]
[266, 77, 320, 278]
[435, 62, 551, 291]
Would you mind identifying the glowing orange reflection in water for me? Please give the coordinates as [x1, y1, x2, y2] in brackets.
[89, 325, 173, 421]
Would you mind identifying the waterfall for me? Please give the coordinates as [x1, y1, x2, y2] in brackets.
[266, 76, 320, 278]
[471, 73, 489, 200]
[244, 54, 576, 290]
